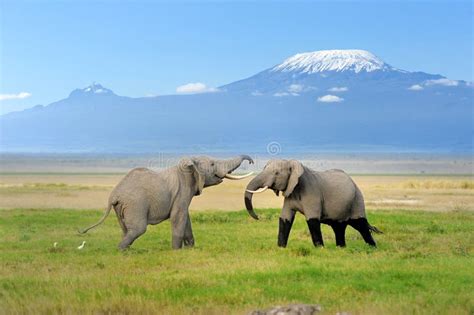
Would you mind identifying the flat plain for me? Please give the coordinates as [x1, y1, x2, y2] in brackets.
[0, 154, 473, 314]
[0, 173, 473, 212]
[1, 209, 473, 314]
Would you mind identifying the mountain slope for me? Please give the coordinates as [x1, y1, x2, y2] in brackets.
[1, 51, 472, 153]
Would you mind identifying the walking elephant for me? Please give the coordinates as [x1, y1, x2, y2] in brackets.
[244, 159, 381, 247]
[80, 155, 254, 249]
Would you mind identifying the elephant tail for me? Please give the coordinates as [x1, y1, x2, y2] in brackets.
[78, 202, 114, 234]
[368, 224, 383, 234]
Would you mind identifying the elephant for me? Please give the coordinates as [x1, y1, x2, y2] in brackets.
[80, 155, 254, 250]
[244, 159, 381, 248]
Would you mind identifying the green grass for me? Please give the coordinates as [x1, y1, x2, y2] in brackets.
[0, 183, 110, 194]
[0, 208, 473, 314]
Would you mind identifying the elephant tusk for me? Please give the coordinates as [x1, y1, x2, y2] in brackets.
[246, 186, 269, 194]
[224, 172, 254, 180]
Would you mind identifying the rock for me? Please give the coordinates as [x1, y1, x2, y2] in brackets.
[249, 304, 322, 315]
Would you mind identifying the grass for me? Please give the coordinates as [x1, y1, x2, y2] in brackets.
[1, 174, 473, 211]
[0, 182, 111, 193]
[401, 180, 474, 190]
[0, 208, 473, 314]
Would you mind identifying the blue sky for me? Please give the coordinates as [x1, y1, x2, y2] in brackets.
[1, 1, 472, 114]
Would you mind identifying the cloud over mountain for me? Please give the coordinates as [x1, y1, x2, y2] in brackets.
[288, 84, 304, 93]
[176, 82, 218, 94]
[425, 79, 459, 87]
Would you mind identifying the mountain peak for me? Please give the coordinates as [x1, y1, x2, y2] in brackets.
[69, 83, 114, 98]
[81, 83, 113, 94]
[272, 49, 394, 74]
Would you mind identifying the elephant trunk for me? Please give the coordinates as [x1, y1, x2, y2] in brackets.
[227, 155, 254, 172]
[244, 174, 265, 220]
[219, 155, 254, 177]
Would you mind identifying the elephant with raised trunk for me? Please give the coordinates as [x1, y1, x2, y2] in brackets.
[244, 159, 381, 247]
[80, 155, 254, 249]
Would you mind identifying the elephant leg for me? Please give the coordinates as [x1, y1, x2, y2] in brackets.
[170, 207, 188, 250]
[330, 221, 347, 247]
[118, 222, 147, 250]
[113, 204, 127, 236]
[183, 213, 195, 247]
[349, 218, 376, 247]
[278, 209, 296, 248]
[306, 218, 324, 247]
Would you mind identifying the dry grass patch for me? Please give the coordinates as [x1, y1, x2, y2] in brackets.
[401, 180, 474, 190]
[0, 174, 473, 211]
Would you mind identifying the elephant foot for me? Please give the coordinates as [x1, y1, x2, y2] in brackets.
[118, 243, 130, 251]
[183, 238, 195, 247]
[172, 236, 185, 250]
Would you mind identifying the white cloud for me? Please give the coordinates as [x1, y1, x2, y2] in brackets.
[409, 78, 461, 91]
[424, 78, 459, 87]
[328, 86, 348, 92]
[0, 92, 32, 101]
[273, 92, 290, 97]
[251, 91, 263, 96]
[288, 84, 303, 93]
[317, 94, 344, 103]
[408, 84, 424, 91]
[176, 82, 219, 94]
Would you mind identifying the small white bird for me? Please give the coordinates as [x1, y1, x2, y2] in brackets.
[77, 241, 86, 250]
[53, 242, 58, 248]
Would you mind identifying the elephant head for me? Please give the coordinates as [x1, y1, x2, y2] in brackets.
[180, 155, 254, 195]
[244, 159, 304, 219]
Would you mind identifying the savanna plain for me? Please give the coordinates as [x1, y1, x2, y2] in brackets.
[0, 155, 473, 314]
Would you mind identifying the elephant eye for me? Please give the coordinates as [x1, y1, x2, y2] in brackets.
[275, 171, 279, 175]
[211, 163, 215, 167]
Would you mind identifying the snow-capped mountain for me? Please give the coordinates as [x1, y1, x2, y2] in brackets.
[221, 49, 450, 95]
[272, 49, 394, 74]
[69, 83, 115, 98]
[1, 50, 472, 153]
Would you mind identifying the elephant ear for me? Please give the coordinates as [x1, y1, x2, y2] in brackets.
[284, 160, 304, 198]
[179, 158, 205, 196]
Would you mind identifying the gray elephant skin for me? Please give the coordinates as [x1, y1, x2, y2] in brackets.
[80, 155, 254, 249]
[244, 159, 381, 247]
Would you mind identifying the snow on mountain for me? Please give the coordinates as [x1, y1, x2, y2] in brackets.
[222, 49, 419, 94]
[272, 49, 396, 73]
[69, 83, 114, 98]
